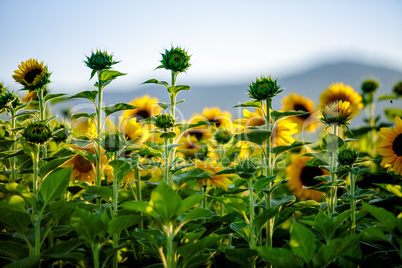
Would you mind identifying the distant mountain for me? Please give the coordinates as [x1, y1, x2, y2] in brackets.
[53, 60, 402, 126]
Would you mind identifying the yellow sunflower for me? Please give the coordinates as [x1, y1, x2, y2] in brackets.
[319, 83, 363, 116]
[286, 155, 328, 201]
[177, 135, 208, 160]
[60, 143, 110, 183]
[71, 118, 97, 138]
[377, 116, 402, 176]
[122, 95, 161, 121]
[193, 159, 232, 190]
[320, 100, 353, 127]
[12, 59, 50, 90]
[234, 106, 266, 128]
[190, 107, 232, 129]
[281, 93, 319, 132]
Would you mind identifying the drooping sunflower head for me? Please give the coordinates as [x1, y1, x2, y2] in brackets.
[393, 81, 402, 97]
[122, 95, 161, 121]
[0, 90, 21, 111]
[361, 79, 379, 94]
[286, 155, 328, 201]
[271, 119, 298, 147]
[12, 59, 51, 91]
[101, 133, 126, 153]
[22, 121, 52, 144]
[84, 50, 119, 72]
[193, 159, 232, 190]
[338, 147, 358, 167]
[319, 83, 363, 116]
[377, 116, 402, 176]
[281, 93, 319, 132]
[235, 158, 258, 179]
[248, 76, 283, 102]
[320, 100, 353, 127]
[159, 46, 191, 73]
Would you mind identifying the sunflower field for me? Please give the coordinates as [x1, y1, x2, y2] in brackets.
[0, 47, 402, 268]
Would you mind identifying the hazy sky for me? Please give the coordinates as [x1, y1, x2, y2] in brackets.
[1, 0, 401, 93]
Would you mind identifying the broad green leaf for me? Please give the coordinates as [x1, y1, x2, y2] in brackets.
[0, 195, 26, 211]
[253, 175, 277, 195]
[315, 235, 360, 267]
[44, 93, 66, 102]
[320, 133, 344, 152]
[71, 112, 96, 121]
[271, 110, 310, 123]
[40, 156, 73, 178]
[69, 90, 98, 103]
[157, 102, 169, 109]
[235, 129, 271, 145]
[313, 210, 333, 240]
[362, 202, 396, 233]
[150, 182, 182, 223]
[142, 79, 169, 87]
[257, 247, 303, 268]
[271, 195, 296, 208]
[87, 186, 112, 203]
[178, 236, 222, 263]
[182, 207, 212, 222]
[361, 227, 389, 242]
[333, 210, 353, 231]
[218, 197, 248, 215]
[232, 100, 262, 109]
[108, 215, 141, 235]
[22, 142, 38, 159]
[272, 141, 311, 157]
[40, 167, 72, 205]
[168, 85, 190, 95]
[0, 208, 31, 235]
[42, 239, 83, 259]
[180, 194, 204, 214]
[177, 121, 208, 132]
[70, 208, 108, 243]
[132, 228, 166, 248]
[102, 103, 138, 117]
[99, 70, 126, 82]
[374, 183, 402, 197]
[0, 183, 35, 206]
[225, 248, 258, 268]
[290, 221, 315, 263]
[3, 255, 41, 268]
[9, 110, 37, 120]
[230, 219, 250, 241]
[377, 94, 397, 101]
[160, 131, 177, 139]
[174, 168, 210, 186]
[384, 108, 402, 121]
[253, 206, 279, 233]
[108, 159, 132, 182]
[120, 201, 158, 218]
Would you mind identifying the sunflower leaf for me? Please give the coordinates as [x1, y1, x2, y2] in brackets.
[373, 183, 402, 197]
[257, 247, 303, 268]
[320, 133, 344, 153]
[271, 110, 310, 123]
[384, 108, 402, 121]
[232, 100, 262, 109]
[174, 168, 210, 186]
[71, 112, 96, 121]
[253, 175, 277, 195]
[168, 85, 191, 95]
[44, 93, 67, 103]
[291, 221, 315, 263]
[40, 167, 72, 205]
[69, 90, 98, 104]
[271, 141, 311, 157]
[160, 132, 177, 139]
[102, 103, 138, 118]
[377, 94, 397, 101]
[234, 130, 271, 146]
[142, 79, 169, 87]
[177, 121, 208, 132]
[99, 70, 126, 83]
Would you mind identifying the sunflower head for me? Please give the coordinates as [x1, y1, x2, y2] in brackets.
[338, 147, 358, 166]
[122, 95, 161, 121]
[248, 76, 282, 102]
[159, 46, 191, 73]
[281, 93, 318, 132]
[154, 114, 175, 130]
[393, 81, 402, 97]
[12, 59, 51, 91]
[85, 50, 119, 72]
[0, 90, 21, 111]
[194, 159, 231, 190]
[214, 128, 233, 145]
[361, 79, 379, 94]
[52, 123, 70, 143]
[23, 121, 52, 144]
[319, 83, 363, 116]
[101, 133, 125, 152]
[235, 158, 258, 179]
[320, 100, 353, 127]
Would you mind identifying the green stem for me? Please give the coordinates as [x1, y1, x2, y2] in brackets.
[164, 137, 169, 185]
[134, 166, 143, 257]
[349, 171, 356, 233]
[248, 179, 255, 249]
[264, 100, 274, 248]
[32, 144, 40, 197]
[112, 152, 119, 217]
[34, 211, 42, 255]
[10, 108, 17, 182]
[92, 244, 100, 268]
[96, 72, 103, 187]
[38, 88, 47, 160]
[165, 224, 175, 268]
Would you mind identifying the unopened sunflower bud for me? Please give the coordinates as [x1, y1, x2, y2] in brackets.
[160, 46, 191, 73]
[85, 50, 118, 71]
[393, 81, 402, 97]
[320, 100, 353, 127]
[23, 122, 52, 144]
[361, 79, 379, 94]
[102, 133, 125, 152]
[248, 76, 282, 102]
[52, 124, 69, 143]
[235, 158, 258, 179]
[154, 114, 175, 129]
[214, 128, 233, 145]
[0, 91, 21, 110]
[338, 147, 358, 166]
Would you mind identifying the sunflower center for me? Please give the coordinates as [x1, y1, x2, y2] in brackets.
[300, 166, 323, 187]
[294, 104, 310, 120]
[186, 130, 204, 141]
[133, 110, 150, 121]
[393, 134, 402, 156]
[74, 155, 93, 173]
[24, 69, 42, 84]
[208, 118, 221, 128]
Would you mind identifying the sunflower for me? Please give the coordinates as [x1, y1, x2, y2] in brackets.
[122, 95, 161, 121]
[72, 118, 97, 138]
[319, 83, 363, 116]
[60, 143, 110, 183]
[12, 59, 51, 90]
[281, 93, 319, 132]
[271, 119, 298, 147]
[234, 106, 266, 128]
[377, 116, 402, 176]
[193, 159, 232, 190]
[320, 100, 353, 127]
[286, 155, 328, 201]
[190, 107, 232, 129]
[177, 135, 208, 160]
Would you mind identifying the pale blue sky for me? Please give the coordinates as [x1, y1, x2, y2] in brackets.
[1, 0, 401, 93]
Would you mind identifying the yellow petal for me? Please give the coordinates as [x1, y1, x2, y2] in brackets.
[381, 154, 397, 166]
[376, 148, 395, 156]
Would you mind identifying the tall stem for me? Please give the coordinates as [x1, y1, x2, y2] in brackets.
[248, 179, 255, 249]
[92, 244, 100, 268]
[163, 137, 170, 185]
[96, 73, 103, 187]
[38, 88, 47, 160]
[112, 151, 119, 217]
[265, 101, 274, 248]
[134, 166, 143, 257]
[32, 144, 40, 197]
[328, 125, 339, 215]
[165, 224, 175, 268]
[349, 171, 356, 233]
[10, 108, 17, 182]
[34, 211, 42, 256]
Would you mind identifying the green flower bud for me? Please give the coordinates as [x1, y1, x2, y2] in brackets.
[154, 114, 175, 129]
[101, 133, 125, 152]
[52, 124, 69, 143]
[393, 81, 402, 96]
[338, 147, 358, 166]
[248, 76, 283, 101]
[361, 79, 379, 94]
[160, 46, 191, 73]
[0, 83, 6, 94]
[85, 50, 119, 71]
[22, 122, 52, 144]
[0, 91, 21, 111]
[235, 158, 258, 179]
[214, 128, 233, 145]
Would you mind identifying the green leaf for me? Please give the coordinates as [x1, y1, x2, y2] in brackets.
[150, 182, 182, 223]
[177, 121, 208, 133]
[142, 79, 169, 87]
[313, 210, 333, 240]
[182, 207, 212, 222]
[108, 159, 132, 183]
[70, 208, 108, 243]
[383, 108, 402, 122]
[374, 183, 402, 197]
[108, 215, 141, 235]
[120, 201, 158, 218]
[99, 70, 126, 82]
[160, 131, 177, 139]
[40, 156, 73, 178]
[362, 202, 396, 233]
[87, 186, 112, 203]
[0, 195, 26, 211]
[22, 142, 38, 159]
[157, 102, 169, 109]
[40, 167, 72, 205]
[321, 133, 344, 152]
[272, 141, 311, 157]
[232, 100, 262, 109]
[378, 94, 397, 101]
[42, 239, 83, 259]
[361, 227, 389, 242]
[3, 255, 41, 268]
[217, 197, 248, 215]
[168, 85, 191, 95]
[230, 219, 250, 241]
[315, 235, 360, 267]
[9, 110, 37, 120]
[0, 208, 31, 235]
[178, 236, 223, 263]
[271, 195, 296, 208]
[257, 247, 303, 268]
[271, 110, 310, 123]
[234, 129, 271, 145]
[69, 90, 98, 103]
[44, 93, 66, 103]
[225, 248, 258, 268]
[132, 228, 166, 248]
[253, 206, 280, 233]
[102, 103, 138, 118]
[253, 176, 277, 195]
[180, 194, 204, 214]
[174, 168, 210, 186]
[290, 221, 315, 263]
